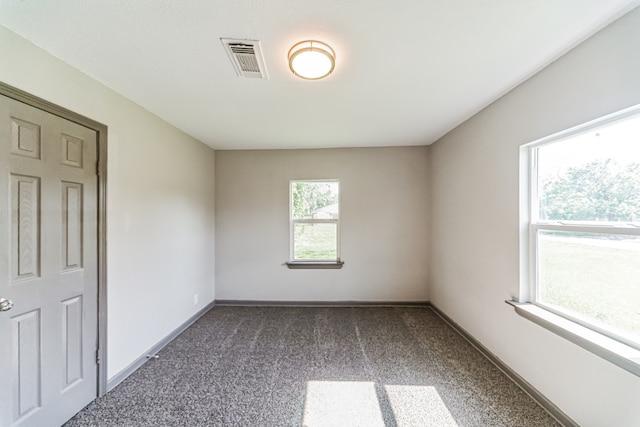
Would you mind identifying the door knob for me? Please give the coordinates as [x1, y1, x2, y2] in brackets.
[0, 298, 13, 312]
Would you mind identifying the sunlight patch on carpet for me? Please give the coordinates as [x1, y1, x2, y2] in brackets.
[385, 385, 457, 426]
[302, 381, 457, 426]
[302, 381, 385, 427]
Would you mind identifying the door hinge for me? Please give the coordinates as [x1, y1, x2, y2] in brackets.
[96, 349, 101, 365]
[96, 161, 100, 176]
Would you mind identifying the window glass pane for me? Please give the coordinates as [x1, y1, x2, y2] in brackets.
[538, 230, 640, 343]
[537, 114, 640, 223]
[293, 223, 337, 260]
[292, 181, 339, 220]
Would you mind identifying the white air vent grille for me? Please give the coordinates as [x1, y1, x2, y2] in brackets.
[221, 38, 268, 79]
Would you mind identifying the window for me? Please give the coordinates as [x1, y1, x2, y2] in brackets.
[289, 180, 341, 264]
[521, 106, 640, 355]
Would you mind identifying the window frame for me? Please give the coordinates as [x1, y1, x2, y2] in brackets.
[289, 179, 341, 264]
[514, 104, 640, 377]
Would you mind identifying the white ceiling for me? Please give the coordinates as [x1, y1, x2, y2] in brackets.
[1, 1, 638, 150]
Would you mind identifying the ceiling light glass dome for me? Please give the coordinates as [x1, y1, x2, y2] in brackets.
[288, 40, 335, 80]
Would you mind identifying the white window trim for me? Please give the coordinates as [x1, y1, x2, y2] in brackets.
[288, 179, 342, 265]
[513, 104, 640, 377]
[506, 301, 640, 377]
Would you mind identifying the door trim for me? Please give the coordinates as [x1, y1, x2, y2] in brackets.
[0, 82, 108, 397]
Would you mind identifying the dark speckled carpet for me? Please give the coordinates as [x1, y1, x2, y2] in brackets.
[64, 306, 559, 426]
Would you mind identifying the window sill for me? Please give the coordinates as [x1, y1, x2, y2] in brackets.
[286, 261, 344, 270]
[506, 301, 640, 377]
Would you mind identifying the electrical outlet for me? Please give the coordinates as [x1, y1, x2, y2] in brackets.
[193, 294, 199, 305]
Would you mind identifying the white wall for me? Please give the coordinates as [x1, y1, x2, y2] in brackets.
[428, 8, 640, 426]
[0, 26, 217, 380]
[215, 147, 429, 302]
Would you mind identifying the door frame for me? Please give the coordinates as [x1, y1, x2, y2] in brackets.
[0, 82, 108, 397]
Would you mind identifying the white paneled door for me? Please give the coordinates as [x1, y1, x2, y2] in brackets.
[0, 95, 98, 427]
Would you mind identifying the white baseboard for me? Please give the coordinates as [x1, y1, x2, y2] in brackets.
[214, 299, 430, 307]
[106, 301, 215, 392]
[429, 303, 578, 427]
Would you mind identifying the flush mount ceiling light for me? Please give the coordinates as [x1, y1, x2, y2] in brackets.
[288, 40, 335, 80]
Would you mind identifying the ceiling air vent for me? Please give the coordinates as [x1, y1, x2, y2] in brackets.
[221, 38, 269, 79]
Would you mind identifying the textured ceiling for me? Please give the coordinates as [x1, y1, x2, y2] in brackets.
[0, 1, 638, 149]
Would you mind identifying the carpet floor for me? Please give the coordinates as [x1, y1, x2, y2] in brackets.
[65, 306, 560, 426]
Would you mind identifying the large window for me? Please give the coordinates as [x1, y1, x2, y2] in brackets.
[290, 180, 340, 263]
[524, 107, 640, 351]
